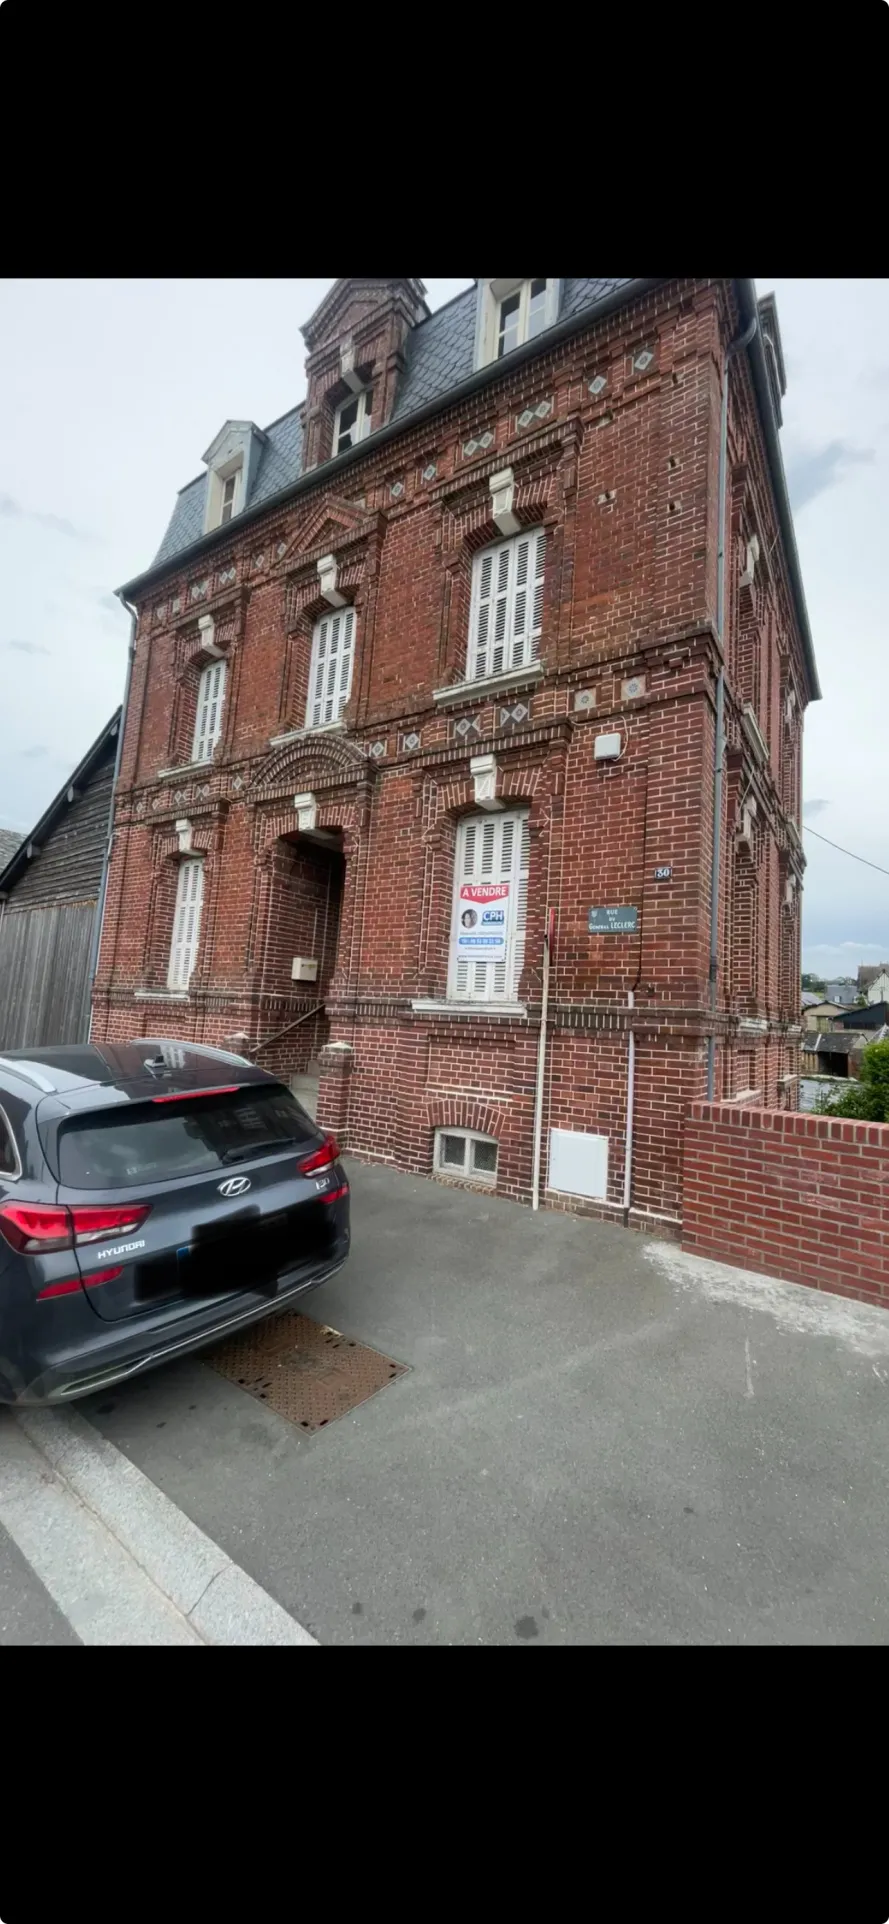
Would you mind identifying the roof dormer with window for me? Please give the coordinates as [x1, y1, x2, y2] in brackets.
[202, 420, 267, 534]
[300, 278, 428, 472]
[473, 279, 561, 370]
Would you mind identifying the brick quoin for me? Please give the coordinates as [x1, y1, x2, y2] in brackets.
[93, 277, 815, 1233]
[682, 1104, 889, 1308]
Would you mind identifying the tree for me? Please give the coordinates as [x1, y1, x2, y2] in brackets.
[825, 1040, 889, 1121]
[801, 973, 827, 996]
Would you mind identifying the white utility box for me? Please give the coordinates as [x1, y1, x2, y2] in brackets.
[547, 1128, 609, 1201]
[291, 956, 319, 983]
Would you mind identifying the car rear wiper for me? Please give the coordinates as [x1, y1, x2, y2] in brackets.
[221, 1139, 292, 1165]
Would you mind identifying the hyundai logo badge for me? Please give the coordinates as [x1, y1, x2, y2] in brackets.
[218, 1176, 252, 1197]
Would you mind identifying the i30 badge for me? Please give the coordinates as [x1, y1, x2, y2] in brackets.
[218, 1176, 252, 1197]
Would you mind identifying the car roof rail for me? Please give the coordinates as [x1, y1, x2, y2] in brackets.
[0, 1055, 57, 1094]
[142, 1037, 254, 1069]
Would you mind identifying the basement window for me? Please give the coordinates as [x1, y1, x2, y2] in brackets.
[434, 1128, 498, 1187]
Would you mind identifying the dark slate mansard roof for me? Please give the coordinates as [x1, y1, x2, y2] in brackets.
[136, 276, 819, 703]
[152, 279, 631, 568]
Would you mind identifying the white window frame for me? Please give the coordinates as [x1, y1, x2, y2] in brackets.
[474, 279, 560, 369]
[434, 1127, 499, 1188]
[192, 657, 227, 765]
[306, 608, 355, 731]
[447, 808, 530, 1004]
[206, 458, 243, 531]
[333, 386, 373, 455]
[167, 858, 204, 992]
[467, 529, 545, 682]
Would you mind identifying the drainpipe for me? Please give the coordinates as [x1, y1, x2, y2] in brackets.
[706, 308, 759, 1099]
[531, 907, 555, 1211]
[87, 594, 136, 1040]
[623, 991, 636, 1222]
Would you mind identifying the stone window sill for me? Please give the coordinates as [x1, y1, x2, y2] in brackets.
[134, 990, 190, 1002]
[156, 759, 216, 780]
[411, 999, 527, 1018]
[432, 662, 544, 708]
[268, 721, 347, 748]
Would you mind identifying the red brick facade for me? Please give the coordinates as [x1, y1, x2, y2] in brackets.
[682, 1103, 889, 1308]
[93, 277, 813, 1229]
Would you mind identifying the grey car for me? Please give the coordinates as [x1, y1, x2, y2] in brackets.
[0, 1040, 350, 1404]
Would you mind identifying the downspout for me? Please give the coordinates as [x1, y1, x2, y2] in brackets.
[706, 309, 758, 1099]
[531, 908, 555, 1211]
[87, 594, 136, 1040]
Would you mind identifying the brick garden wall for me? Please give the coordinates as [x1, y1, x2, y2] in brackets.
[682, 1102, 889, 1307]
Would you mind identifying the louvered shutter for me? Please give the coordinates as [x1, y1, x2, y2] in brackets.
[449, 810, 529, 1002]
[168, 858, 204, 991]
[193, 659, 226, 763]
[469, 532, 545, 680]
[307, 609, 355, 729]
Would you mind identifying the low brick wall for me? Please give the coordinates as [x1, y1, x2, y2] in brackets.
[682, 1103, 889, 1307]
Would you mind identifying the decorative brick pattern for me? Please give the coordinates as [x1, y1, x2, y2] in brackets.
[682, 1103, 889, 1309]
[93, 278, 812, 1226]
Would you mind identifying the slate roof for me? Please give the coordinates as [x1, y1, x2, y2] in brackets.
[152, 279, 631, 570]
[812, 1031, 868, 1057]
[0, 828, 24, 875]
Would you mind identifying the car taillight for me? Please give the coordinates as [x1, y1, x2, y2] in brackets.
[0, 1202, 151, 1255]
[298, 1133, 340, 1176]
[151, 1085, 240, 1104]
[68, 1204, 151, 1245]
[37, 1266, 123, 1301]
[0, 1204, 72, 1253]
[325, 1183, 349, 1204]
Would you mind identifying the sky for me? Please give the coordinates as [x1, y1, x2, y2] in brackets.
[0, 277, 886, 982]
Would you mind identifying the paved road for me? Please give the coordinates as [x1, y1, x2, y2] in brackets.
[4, 1159, 889, 1644]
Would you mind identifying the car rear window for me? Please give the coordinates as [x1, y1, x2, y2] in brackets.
[57, 1085, 318, 1189]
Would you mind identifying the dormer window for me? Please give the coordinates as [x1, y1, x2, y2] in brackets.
[201, 422, 266, 536]
[475, 279, 560, 371]
[205, 458, 243, 531]
[334, 387, 373, 455]
[220, 473, 238, 525]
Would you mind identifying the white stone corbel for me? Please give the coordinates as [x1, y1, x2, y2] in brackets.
[339, 341, 364, 393]
[293, 791, 318, 832]
[317, 554, 347, 608]
[784, 872, 798, 908]
[175, 818, 193, 853]
[739, 534, 760, 590]
[470, 753, 503, 811]
[490, 467, 521, 537]
[198, 613, 224, 658]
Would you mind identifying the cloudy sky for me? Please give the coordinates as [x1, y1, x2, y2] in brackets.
[1, 277, 886, 980]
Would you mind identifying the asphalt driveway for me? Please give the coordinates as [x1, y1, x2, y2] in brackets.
[76, 1158, 889, 1645]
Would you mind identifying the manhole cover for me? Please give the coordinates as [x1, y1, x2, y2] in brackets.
[206, 1312, 408, 1431]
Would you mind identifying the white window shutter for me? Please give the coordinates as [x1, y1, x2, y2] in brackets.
[168, 859, 204, 991]
[512, 814, 531, 996]
[469, 532, 545, 681]
[307, 609, 355, 729]
[192, 659, 226, 764]
[449, 809, 529, 1003]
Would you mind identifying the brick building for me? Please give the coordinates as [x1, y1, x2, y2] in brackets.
[93, 276, 818, 1229]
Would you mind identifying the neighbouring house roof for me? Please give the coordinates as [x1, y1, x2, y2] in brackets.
[857, 964, 889, 988]
[119, 277, 819, 701]
[835, 1000, 889, 1030]
[0, 711, 121, 898]
[801, 991, 826, 1007]
[0, 828, 23, 870]
[812, 1031, 868, 1057]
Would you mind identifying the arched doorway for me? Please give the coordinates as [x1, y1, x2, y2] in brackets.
[254, 828, 345, 1108]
